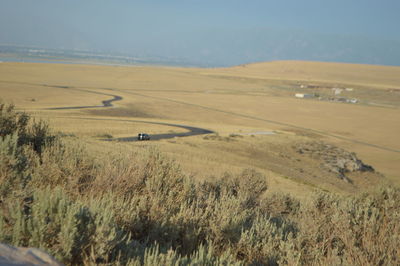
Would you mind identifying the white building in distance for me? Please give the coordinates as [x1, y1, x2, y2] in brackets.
[295, 93, 314, 98]
[332, 88, 343, 95]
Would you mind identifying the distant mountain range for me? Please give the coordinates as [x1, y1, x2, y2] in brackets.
[1, 28, 400, 68]
[154, 28, 400, 67]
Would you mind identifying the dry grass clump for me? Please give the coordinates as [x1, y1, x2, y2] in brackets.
[0, 103, 399, 265]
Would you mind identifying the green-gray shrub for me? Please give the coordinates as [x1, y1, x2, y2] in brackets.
[0, 102, 54, 155]
[0, 133, 36, 198]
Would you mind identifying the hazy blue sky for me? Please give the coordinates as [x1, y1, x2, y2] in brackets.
[1, 0, 400, 66]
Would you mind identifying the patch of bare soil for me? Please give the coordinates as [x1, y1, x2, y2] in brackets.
[283, 128, 324, 139]
[203, 133, 238, 142]
[85, 104, 157, 118]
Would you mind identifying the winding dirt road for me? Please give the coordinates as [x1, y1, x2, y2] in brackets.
[43, 85, 123, 110]
[55, 117, 213, 141]
[40, 84, 214, 141]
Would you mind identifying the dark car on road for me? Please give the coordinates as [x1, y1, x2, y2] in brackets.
[137, 133, 150, 141]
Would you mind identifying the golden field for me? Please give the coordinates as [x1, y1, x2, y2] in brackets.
[1, 61, 399, 197]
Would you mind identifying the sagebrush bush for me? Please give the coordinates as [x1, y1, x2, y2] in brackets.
[0, 103, 54, 154]
[0, 102, 399, 265]
[30, 138, 97, 194]
[0, 133, 29, 197]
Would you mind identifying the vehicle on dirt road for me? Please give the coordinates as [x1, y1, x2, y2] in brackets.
[137, 133, 150, 141]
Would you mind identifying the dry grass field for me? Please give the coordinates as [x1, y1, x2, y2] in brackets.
[1, 61, 399, 197]
[2, 61, 400, 265]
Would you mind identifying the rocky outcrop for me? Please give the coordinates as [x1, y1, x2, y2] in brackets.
[0, 243, 62, 266]
[295, 141, 374, 182]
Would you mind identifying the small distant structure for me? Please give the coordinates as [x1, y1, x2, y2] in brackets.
[332, 88, 343, 95]
[388, 88, 400, 95]
[345, 88, 354, 92]
[299, 84, 319, 89]
[329, 97, 358, 104]
[295, 93, 314, 99]
[349, 98, 358, 104]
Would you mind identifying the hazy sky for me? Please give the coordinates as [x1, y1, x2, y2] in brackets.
[1, 0, 400, 66]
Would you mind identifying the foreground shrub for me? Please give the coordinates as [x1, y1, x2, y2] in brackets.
[30, 139, 97, 194]
[127, 244, 241, 266]
[0, 103, 55, 198]
[0, 103, 54, 154]
[0, 133, 33, 197]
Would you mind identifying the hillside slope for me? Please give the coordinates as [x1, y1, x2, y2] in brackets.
[204, 60, 400, 88]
